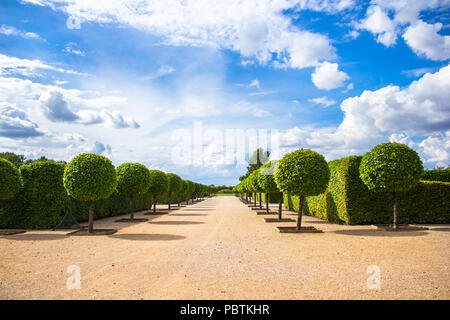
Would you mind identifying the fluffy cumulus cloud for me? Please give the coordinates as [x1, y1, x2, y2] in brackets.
[403, 20, 450, 61]
[39, 91, 80, 122]
[311, 62, 350, 90]
[273, 63, 450, 166]
[20, 0, 344, 70]
[0, 104, 44, 138]
[357, 1, 450, 59]
[358, 5, 397, 47]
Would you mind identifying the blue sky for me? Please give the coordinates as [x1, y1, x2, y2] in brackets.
[0, 0, 449, 185]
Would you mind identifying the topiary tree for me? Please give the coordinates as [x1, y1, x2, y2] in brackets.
[167, 173, 182, 209]
[359, 142, 424, 230]
[148, 170, 169, 213]
[258, 160, 283, 217]
[250, 169, 264, 209]
[275, 149, 330, 231]
[0, 158, 20, 201]
[63, 153, 117, 233]
[116, 163, 151, 220]
[177, 180, 187, 206]
[185, 180, 195, 204]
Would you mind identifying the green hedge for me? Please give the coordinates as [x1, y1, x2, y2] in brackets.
[284, 156, 450, 225]
[0, 161, 153, 229]
[256, 192, 282, 203]
[422, 168, 450, 182]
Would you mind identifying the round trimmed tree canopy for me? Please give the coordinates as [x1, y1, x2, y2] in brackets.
[359, 142, 424, 193]
[116, 163, 151, 196]
[275, 148, 330, 197]
[63, 153, 117, 202]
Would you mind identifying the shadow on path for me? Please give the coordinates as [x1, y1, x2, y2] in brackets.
[169, 214, 209, 217]
[148, 221, 204, 225]
[334, 229, 427, 237]
[109, 233, 186, 241]
[3, 233, 67, 241]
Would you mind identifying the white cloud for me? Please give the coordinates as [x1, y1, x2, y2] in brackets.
[419, 132, 450, 165]
[312, 62, 350, 90]
[0, 104, 44, 138]
[401, 67, 434, 77]
[357, 1, 450, 58]
[308, 96, 336, 107]
[0, 53, 86, 77]
[358, 5, 397, 46]
[0, 24, 43, 41]
[273, 63, 450, 166]
[62, 42, 86, 56]
[403, 20, 450, 61]
[20, 0, 339, 70]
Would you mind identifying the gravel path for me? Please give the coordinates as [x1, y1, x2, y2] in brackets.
[0, 196, 449, 299]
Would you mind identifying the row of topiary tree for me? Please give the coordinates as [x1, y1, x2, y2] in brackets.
[0, 153, 213, 233]
[234, 142, 424, 231]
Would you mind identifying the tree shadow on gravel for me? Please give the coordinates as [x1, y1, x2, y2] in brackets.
[169, 214, 209, 216]
[148, 221, 204, 225]
[109, 233, 186, 241]
[429, 227, 450, 232]
[3, 233, 67, 241]
[334, 229, 428, 237]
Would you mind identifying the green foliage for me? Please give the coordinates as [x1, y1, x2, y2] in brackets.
[422, 168, 450, 182]
[185, 180, 195, 195]
[275, 149, 330, 197]
[116, 163, 151, 196]
[360, 142, 423, 193]
[248, 169, 264, 192]
[0, 161, 67, 229]
[0, 158, 20, 200]
[166, 173, 182, 194]
[0, 152, 26, 168]
[239, 148, 270, 181]
[63, 153, 117, 202]
[258, 160, 280, 194]
[284, 155, 450, 224]
[148, 170, 169, 195]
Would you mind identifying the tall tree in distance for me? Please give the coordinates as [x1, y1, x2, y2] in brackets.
[239, 148, 270, 181]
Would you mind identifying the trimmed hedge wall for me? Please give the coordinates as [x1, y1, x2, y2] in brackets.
[422, 168, 450, 182]
[0, 161, 154, 229]
[256, 192, 282, 203]
[284, 156, 450, 225]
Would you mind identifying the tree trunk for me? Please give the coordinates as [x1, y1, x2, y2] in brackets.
[259, 192, 262, 209]
[297, 195, 304, 231]
[254, 194, 256, 206]
[153, 195, 157, 213]
[129, 195, 135, 220]
[88, 200, 95, 233]
[168, 192, 171, 210]
[278, 193, 283, 220]
[393, 191, 399, 230]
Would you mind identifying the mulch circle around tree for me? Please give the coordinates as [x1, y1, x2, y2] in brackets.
[264, 218, 296, 223]
[277, 226, 323, 233]
[67, 229, 117, 236]
[256, 211, 278, 215]
[375, 225, 429, 231]
[0, 229, 27, 236]
[114, 218, 149, 223]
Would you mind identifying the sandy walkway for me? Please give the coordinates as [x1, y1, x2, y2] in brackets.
[0, 196, 449, 299]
